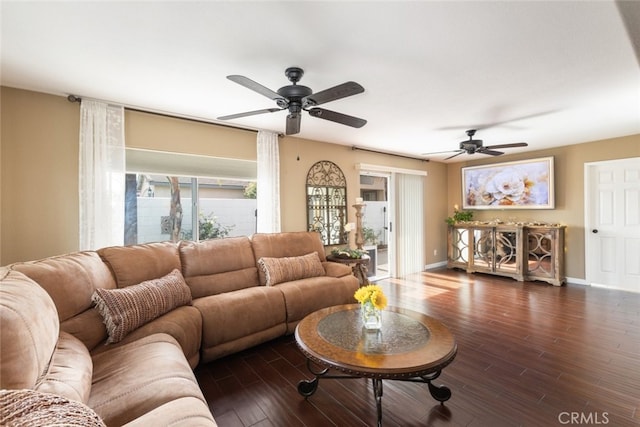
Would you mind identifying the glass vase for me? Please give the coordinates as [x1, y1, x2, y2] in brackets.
[361, 301, 382, 330]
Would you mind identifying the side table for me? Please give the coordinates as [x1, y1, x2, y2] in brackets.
[327, 255, 370, 286]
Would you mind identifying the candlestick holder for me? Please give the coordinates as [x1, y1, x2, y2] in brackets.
[353, 202, 365, 250]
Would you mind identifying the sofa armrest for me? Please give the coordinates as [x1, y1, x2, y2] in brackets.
[322, 261, 353, 278]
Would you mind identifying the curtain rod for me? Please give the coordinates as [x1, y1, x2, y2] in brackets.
[66, 94, 284, 137]
[352, 146, 428, 162]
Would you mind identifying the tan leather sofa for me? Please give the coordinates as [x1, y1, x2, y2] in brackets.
[0, 232, 359, 426]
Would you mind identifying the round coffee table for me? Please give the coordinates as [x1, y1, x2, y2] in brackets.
[295, 304, 457, 426]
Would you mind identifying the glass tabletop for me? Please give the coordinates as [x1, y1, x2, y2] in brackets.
[317, 309, 430, 355]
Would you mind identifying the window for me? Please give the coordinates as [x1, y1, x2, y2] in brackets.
[124, 149, 257, 244]
[125, 174, 256, 244]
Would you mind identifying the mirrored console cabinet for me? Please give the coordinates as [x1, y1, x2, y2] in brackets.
[447, 224, 565, 286]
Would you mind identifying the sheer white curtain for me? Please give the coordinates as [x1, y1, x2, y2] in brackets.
[256, 130, 281, 233]
[79, 100, 125, 250]
[395, 173, 424, 277]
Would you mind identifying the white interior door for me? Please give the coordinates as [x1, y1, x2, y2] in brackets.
[585, 158, 640, 292]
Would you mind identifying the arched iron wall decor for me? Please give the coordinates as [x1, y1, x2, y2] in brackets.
[306, 161, 347, 246]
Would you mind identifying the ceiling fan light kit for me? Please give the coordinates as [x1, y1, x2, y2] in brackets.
[218, 67, 367, 135]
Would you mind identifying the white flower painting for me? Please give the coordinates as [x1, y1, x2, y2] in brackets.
[462, 157, 554, 209]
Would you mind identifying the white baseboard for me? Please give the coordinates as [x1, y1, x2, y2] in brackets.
[566, 277, 588, 286]
[425, 261, 447, 270]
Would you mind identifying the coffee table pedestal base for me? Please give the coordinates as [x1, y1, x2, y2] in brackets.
[297, 360, 452, 427]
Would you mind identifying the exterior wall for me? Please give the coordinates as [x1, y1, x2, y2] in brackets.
[136, 197, 256, 243]
[361, 201, 388, 245]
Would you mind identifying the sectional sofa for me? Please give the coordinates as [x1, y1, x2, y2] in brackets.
[0, 232, 359, 426]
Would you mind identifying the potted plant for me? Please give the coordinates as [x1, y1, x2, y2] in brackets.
[445, 205, 473, 225]
[331, 247, 367, 259]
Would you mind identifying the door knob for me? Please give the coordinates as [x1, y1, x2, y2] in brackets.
[592, 229, 598, 233]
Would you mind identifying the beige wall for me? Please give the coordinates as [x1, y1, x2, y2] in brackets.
[446, 134, 640, 279]
[1, 87, 446, 266]
[1, 87, 80, 263]
[126, 109, 257, 160]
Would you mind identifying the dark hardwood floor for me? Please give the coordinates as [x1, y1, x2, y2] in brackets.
[195, 269, 640, 426]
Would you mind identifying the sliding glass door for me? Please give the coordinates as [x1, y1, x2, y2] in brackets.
[359, 172, 392, 280]
[359, 163, 426, 280]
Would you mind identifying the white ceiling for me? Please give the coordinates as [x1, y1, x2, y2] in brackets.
[2, 1, 639, 162]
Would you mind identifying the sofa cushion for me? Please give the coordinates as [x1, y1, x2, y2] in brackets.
[98, 241, 181, 288]
[11, 251, 116, 349]
[0, 269, 59, 390]
[88, 333, 208, 426]
[0, 389, 105, 427]
[122, 397, 217, 427]
[91, 305, 203, 369]
[92, 269, 192, 344]
[10, 252, 115, 350]
[194, 286, 287, 363]
[179, 236, 259, 298]
[60, 308, 111, 352]
[275, 275, 360, 334]
[34, 331, 93, 404]
[257, 252, 325, 286]
[10, 251, 117, 323]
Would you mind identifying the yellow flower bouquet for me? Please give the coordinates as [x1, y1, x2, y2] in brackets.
[354, 284, 387, 330]
[354, 284, 388, 310]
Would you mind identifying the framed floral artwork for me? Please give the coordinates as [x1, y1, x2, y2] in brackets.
[462, 156, 555, 209]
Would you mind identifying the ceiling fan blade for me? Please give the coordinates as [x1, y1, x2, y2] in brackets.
[286, 113, 301, 135]
[307, 107, 367, 128]
[444, 151, 465, 160]
[484, 142, 528, 150]
[304, 81, 364, 106]
[217, 108, 283, 120]
[227, 75, 285, 101]
[477, 149, 504, 156]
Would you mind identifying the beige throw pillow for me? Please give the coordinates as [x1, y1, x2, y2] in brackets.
[258, 252, 326, 286]
[92, 269, 192, 344]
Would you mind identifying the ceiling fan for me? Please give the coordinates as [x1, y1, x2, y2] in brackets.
[425, 129, 528, 160]
[217, 67, 367, 135]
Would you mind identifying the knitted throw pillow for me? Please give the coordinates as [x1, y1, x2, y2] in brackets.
[257, 252, 326, 286]
[92, 269, 192, 344]
[0, 389, 105, 427]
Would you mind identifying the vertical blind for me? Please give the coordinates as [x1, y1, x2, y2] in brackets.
[395, 173, 425, 277]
